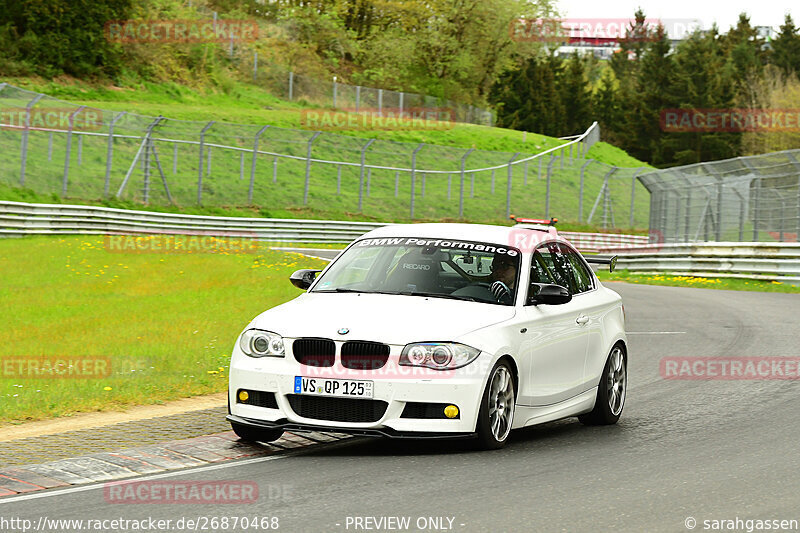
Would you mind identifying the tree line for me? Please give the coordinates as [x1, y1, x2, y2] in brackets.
[492, 10, 800, 167]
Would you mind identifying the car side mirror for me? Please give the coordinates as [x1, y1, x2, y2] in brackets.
[290, 269, 321, 290]
[528, 284, 572, 305]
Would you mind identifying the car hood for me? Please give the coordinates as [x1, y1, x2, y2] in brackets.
[249, 292, 516, 345]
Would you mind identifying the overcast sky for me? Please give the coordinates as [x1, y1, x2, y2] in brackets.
[556, 0, 795, 33]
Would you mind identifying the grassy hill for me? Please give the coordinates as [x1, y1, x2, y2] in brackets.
[0, 77, 652, 231]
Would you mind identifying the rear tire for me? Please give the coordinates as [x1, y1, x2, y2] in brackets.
[230, 422, 284, 443]
[475, 360, 516, 450]
[579, 344, 626, 426]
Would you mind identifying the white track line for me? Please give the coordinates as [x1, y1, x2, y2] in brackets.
[626, 332, 686, 335]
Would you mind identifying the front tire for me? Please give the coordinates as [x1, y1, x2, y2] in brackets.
[230, 422, 284, 443]
[475, 360, 516, 449]
[579, 344, 626, 425]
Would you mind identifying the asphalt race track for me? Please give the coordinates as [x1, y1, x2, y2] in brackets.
[2, 282, 799, 533]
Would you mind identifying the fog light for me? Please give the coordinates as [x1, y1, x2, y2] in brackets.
[444, 405, 459, 418]
[238, 390, 249, 402]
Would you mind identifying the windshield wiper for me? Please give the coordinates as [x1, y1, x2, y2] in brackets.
[395, 291, 479, 302]
[313, 288, 366, 294]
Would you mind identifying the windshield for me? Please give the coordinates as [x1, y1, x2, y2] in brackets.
[312, 237, 521, 305]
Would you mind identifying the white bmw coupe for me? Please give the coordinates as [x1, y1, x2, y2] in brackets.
[228, 222, 626, 449]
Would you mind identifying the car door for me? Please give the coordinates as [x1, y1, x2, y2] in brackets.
[517, 242, 590, 407]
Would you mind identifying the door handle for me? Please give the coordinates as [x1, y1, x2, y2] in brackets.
[576, 315, 589, 325]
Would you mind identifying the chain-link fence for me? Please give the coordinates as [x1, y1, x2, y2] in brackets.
[0, 83, 653, 227]
[254, 67, 495, 127]
[640, 151, 800, 243]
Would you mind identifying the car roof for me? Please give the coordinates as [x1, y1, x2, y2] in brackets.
[359, 222, 561, 250]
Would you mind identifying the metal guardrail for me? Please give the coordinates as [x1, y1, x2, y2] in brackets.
[0, 201, 649, 250]
[607, 243, 800, 283]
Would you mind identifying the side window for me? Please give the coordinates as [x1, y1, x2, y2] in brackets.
[541, 243, 577, 293]
[561, 245, 594, 294]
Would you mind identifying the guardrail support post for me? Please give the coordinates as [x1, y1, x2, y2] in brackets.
[19, 94, 43, 186]
[506, 152, 520, 219]
[303, 131, 322, 205]
[104, 111, 127, 198]
[197, 121, 215, 205]
[62, 105, 86, 197]
[248, 125, 269, 204]
[459, 148, 474, 218]
[358, 138, 376, 211]
[410, 143, 424, 219]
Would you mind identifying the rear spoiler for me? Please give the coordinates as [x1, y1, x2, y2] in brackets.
[585, 255, 618, 273]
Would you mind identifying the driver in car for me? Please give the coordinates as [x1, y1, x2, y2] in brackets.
[489, 254, 517, 304]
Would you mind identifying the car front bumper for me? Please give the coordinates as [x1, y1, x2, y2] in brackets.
[228, 348, 491, 438]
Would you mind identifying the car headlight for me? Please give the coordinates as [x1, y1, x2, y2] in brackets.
[399, 342, 480, 370]
[239, 329, 285, 358]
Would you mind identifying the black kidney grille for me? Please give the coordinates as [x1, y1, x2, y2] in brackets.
[293, 338, 335, 367]
[287, 395, 388, 423]
[340, 341, 390, 370]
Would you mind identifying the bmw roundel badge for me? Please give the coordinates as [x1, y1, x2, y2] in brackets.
[337, 328, 350, 335]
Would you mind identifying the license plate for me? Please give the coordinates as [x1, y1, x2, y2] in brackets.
[294, 376, 373, 398]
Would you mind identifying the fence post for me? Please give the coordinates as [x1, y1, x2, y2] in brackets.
[173, 143, 178, 174]
[395, 171, 400, 197]
[421, 172, 426, 198]
[62, 105, 86, 197]
[333, 78, 337, 108]
[506, 153, 520, 219]
[355, 86, 361, 113]
[578, 159, 593, 223]
[358, 138, 376, 211]
[337, 165, 342, 195]
[587, 168, 617, 224]
[198, 121, 215, 205]
[289, 71, 294, 100]
[491, 169, 496, 194]
[545, 156, 557, 219]
[399, 92, 404, 117]
[785, 153, 800, 243]
[142, 117, 164, 204]
[303, 131, 322, 205]
[410, 143, 425, 219]
[273, 157, 278, 183]
[104, 111, 127, 198]
[538, 157, 543, 180]
[253, 51, 258, 81]
[19, 94, 43, 186]
[367, 168, 373, 197]
[248, 125, 269, 204]
[560, 147, 564, 169]
[378, 89, 383, 116]
[48, 133, 53, 161]
[459, 149, 474, 218]
[77, 135, 83, 166]
[752, 177, 760, 241]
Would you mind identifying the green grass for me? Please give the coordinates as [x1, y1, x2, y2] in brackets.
[0, 77, 652, 229]
[597, 270, 800, 293]
[0, 235, 328, 425]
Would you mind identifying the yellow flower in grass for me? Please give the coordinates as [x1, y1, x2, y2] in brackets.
[103, 386, 113, 391]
